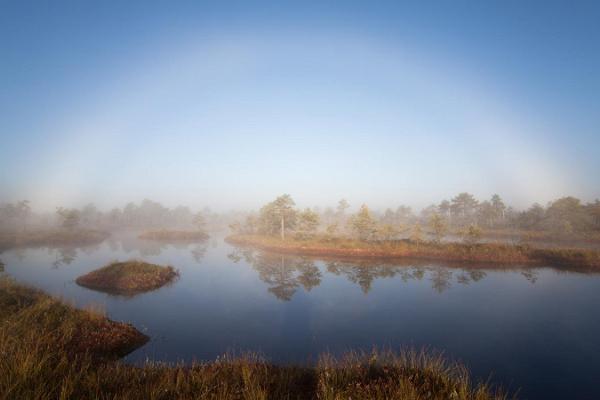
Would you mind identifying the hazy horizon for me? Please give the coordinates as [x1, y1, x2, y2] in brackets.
[2, 2, 599, 212]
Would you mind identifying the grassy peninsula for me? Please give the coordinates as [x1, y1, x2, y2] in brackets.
[0, 277, 507, 400]
[226, 234, 600, 270]
[76, 260, 179, 295]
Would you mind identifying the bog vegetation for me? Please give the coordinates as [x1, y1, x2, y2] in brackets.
[75, 260, 179, 295]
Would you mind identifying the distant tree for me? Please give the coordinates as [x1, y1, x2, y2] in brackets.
[381, 208, 396, 225]
[585, 200, 600, 230]
[428, 213, 448, 243]
[296, 208, 320, 239]
[420, 204, 438, 221]
[450, 192, 478, 222]
[438, 200, 451, 219]
[80, 203, 99, 228]
[544, 196, 589, 233]
[476, 201, 496, 228]
[410, 223, 423, 243]
[350, 204, 376, 241]
[490, 194, 506, 223]
[336, 199, 350, 216]
[325, 223, 339, 237]
[56, 207, 80, 231]
[395, 205, 414, 224]
[375, 223, 397, 241]
[461, 224, 482, 245]
[16, 200, 31, 232]
[259, 194, 297, 239]
[193, 212, 207, 232]
[518, 203, 545, 230]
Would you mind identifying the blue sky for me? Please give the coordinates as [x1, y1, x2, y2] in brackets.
[1, 1, 599, 211]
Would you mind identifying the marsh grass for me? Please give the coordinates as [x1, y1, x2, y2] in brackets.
[75, 260, 179, 295]
[0, 230, 109, 251]
[226, 234, 600, 270]
[139, 229, 209, 241]
[0, 277, 509, 400]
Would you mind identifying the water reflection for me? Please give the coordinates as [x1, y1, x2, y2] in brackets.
[106, 233, 209, 262]
[229, 248, 544, 299]
[229, 249, 321, 300]
[51, 247, 78, 268]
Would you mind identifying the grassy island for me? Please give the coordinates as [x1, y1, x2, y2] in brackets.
[76, 260, 179, 295]
[226, 234, 600, 271]
[0, 278, 507, 400]
[139, 229, 209, 241]
[0, 229, 109, 251]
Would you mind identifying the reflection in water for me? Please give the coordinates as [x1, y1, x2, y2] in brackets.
[521, 269, 539, 283]
[229, 248, 545, 299]
[191, 242, 208, 264]
[108, 233, 209, 263]
[51, 247, 78, 269]
[229, 249, 321, 300]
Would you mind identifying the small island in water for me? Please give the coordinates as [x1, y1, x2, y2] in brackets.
[75, 260, 179, 295]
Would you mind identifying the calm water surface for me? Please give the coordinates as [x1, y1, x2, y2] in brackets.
[2, 232, 599, 400]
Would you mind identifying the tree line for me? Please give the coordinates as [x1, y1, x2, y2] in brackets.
[230, 193, 600, 242]
[0, 199, 213, 232]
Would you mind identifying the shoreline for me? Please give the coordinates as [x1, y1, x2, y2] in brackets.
[226, 234, 600, 271]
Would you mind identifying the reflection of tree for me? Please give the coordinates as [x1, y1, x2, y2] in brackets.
[229, 247, 492, 298]
[327, 261, 400, 293]
[0, 258, 4, 273]
[52, 247, 77, 268]
[430, 268, 453, 293]
[456, 269, 487, 285]
[257, 254, 322, 301]
[521, 269, 538, 284]
[191, 242, 208, 263]
[230, 251, 322, 301]
[295, 259, 321, 292]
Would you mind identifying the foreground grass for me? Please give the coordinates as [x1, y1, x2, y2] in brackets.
[226, 234, 600, 271]
[0, 277, 508, 400]
[139, 229, 209, 241]
[0, 229, 109, 250]
[0, 277, 148, 363]
[76, 260, 179, 295]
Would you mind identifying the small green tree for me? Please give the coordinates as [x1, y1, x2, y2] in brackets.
[350, 204, 376, 241]
[258, 194, 297, 239]
[428, 213, 448, 243]
[410, 223, 423, 243]
[326, 223, 338, 236]
[461, 224, 482, 245]
[296, 208, 320, 239]
[376, 223, 397, 241]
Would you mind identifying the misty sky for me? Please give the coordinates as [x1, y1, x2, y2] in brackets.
[1, 1, 599, 212]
